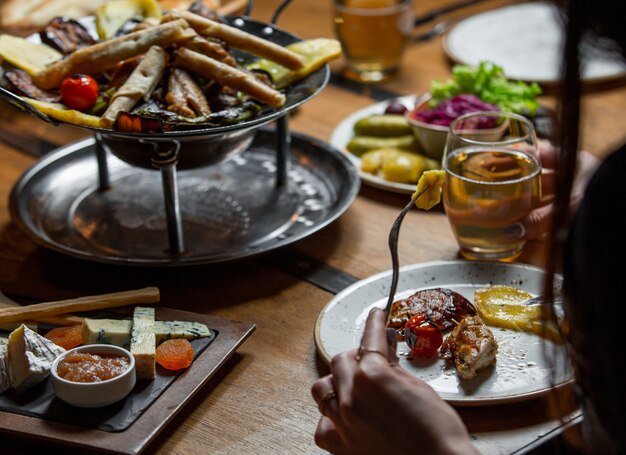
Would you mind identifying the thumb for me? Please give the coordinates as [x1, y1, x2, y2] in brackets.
[505, 205, 553, 241]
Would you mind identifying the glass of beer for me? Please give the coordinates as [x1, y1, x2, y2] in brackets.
[442, 111, 541, 261]
[333, 0, 414, 83]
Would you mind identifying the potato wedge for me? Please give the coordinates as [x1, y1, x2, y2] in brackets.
[23, 98, 102, 128]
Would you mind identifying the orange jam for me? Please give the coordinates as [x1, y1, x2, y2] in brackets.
[57, 352, 130, 382]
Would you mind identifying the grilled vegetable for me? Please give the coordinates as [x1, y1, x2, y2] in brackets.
[39, 17, 96, 54]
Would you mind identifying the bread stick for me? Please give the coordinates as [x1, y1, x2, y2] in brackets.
[33, 19, 195, 89]
[184, 35, 237, 66]
[173, 47, 286, 108]
[101, 45, 169, 128]
[0, 297, 83, 325]
[165, 11, 305, 71]
[0, 287, 160, 325]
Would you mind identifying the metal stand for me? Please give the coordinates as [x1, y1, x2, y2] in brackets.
[94, 134, 110, 191]
[142, 138, 186, 256]
[92, 121, 290, 257]
[275, 115, 290, 187]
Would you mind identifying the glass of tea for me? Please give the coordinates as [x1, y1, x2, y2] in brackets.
[333, 0, 414, 83]
[442, 111, 542, 261]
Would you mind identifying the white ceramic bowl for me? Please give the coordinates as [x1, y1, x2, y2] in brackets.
[51, 344, 136, 408]
[406, 95, 508, 161]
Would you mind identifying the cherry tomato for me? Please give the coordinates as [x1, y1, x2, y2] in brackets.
[60, 74, 99, 111]
[405, 314, 443, 357]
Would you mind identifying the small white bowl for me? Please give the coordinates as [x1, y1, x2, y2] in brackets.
[51, 344, 136, 408]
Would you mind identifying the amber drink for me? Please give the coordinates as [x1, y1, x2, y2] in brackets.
[442, 111, 541, 261]
[333, 0, 413, 82]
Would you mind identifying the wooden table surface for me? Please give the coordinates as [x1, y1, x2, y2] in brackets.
[1, 0, 625, 453]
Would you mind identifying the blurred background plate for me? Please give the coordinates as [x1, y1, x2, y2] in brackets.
[444, 2, 626, 84]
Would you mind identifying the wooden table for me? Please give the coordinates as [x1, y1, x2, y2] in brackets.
[1, 0, 624, 453]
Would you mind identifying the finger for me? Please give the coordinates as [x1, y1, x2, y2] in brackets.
[311, 375, 333, 404]
[540, 168, 555, 197]
[328, 350, 357, 412]
[522, 204, 553, 240]
[537, 139, 557, 168]
[311, 375, 339, 418]
[358, 307, 389, 360]
[314, 416, 346, 455]
[385, 328, 399, 364]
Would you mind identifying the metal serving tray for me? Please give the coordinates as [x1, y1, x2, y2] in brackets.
[9, 128, 360, 266]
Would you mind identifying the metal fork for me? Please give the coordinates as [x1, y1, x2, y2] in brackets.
[413, 21, 452, 43]
[383, 185, 431, 322]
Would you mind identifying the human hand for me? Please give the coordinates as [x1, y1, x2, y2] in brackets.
[311, 308, 477, 455]
[505, 139, 600, 240]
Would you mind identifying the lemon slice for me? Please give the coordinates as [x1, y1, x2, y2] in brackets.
[0, 35, 62, 75]
[24, 99, 102, 128]
[247, 38, 341, 89]
[474, 286, 561, 341]
[95, 0, 162, 39]
[413, 169, 445, 210]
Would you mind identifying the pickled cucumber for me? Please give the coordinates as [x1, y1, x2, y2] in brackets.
[346, 135, 416, 157]
[353, 114, 412, 137]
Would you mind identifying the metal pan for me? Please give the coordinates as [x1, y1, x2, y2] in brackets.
[0, 15, 330, 169]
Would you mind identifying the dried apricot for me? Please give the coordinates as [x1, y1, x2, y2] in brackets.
[156, 339, 194, 370]
[44, 324, 83, 350]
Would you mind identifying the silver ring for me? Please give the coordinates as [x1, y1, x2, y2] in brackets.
[318, 390, 337, 416]
[356, 346, 387, 362]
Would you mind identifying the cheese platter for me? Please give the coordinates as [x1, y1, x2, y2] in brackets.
[0, 293, 255, 453]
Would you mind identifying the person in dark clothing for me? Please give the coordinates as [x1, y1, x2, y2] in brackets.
[311, 1, 626, 453]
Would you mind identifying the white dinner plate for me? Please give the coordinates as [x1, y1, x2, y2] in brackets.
[314, 260, 573, 406]
[444, 2, 626, 84]
[329, 95, 420, 194]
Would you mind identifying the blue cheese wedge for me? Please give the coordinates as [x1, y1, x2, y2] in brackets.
[154, 320, 211, 342]
[8, 324, 65, 390]
[130, 307, 156, 380]
[0, 338, 10, 394]
[82, 318, 133, 349]
[82, 318, 211, 348]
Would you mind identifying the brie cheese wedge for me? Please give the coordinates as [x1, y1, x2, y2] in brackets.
[8, 324, 65, 390]
[0, 338, 10, 394]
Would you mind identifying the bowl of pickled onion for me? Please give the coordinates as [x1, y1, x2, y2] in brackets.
[406, 94, 506, 161]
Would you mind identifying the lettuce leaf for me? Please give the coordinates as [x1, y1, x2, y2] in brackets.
[429, 61, 542, 114]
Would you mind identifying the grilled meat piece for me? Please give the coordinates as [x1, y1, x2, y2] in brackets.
[388, 288, 476, 331]
[166, 68, 211, 117]
[441, 316, 498, 380]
